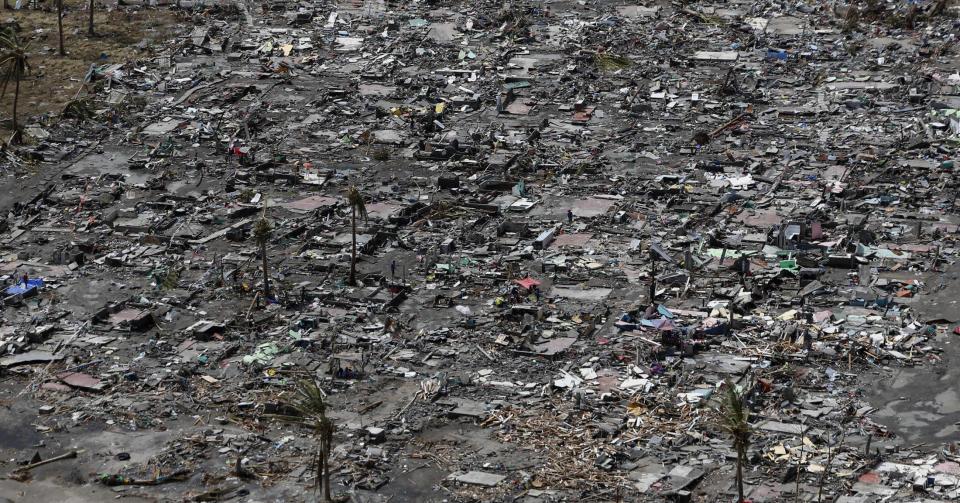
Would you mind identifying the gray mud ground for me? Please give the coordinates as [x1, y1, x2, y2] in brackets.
[865, 262, 960, 445]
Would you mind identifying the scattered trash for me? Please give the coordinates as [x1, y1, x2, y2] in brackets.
[0, 0, 958, 501]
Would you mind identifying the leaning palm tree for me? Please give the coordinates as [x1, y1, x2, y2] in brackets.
[345, 186, 367, 286]
[272, 380, 336, 502]
[716, 379, 750, 503]
[253, 208, 272, 300]
[0, 30, 31, 140]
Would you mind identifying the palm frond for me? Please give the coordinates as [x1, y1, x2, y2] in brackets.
[62, 98, 95, 121]
[716, 379, 751, 451]
[290, 379, 328, 419]
[269, 379, 335, 499]
[0, 31, 29, 100]
[253, 204, 273, 245]
[253, 216, 272, 245]
[346, 186, 368, 221]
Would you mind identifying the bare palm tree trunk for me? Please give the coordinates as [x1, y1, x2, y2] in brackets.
[260, 239, 270, 300]
[321, 430, 332, 502]
[88, 0, 94, 36]
[817, 430, 845, 502]
[57, 0, 65, 55]
[736, 449, 745, 502]
[12, 76, 19, 134]
[649, 256, 657, 302]
[349, 205, 357, 285]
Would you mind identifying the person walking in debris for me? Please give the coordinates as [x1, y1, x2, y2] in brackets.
[390, 259, 397, 279]
[567, 209, 574, 223]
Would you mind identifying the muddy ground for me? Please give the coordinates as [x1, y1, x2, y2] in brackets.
[0, 1, 182, 136]
[864, 261, 960, 447]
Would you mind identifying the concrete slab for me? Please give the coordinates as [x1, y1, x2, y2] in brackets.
[449, 471, 506, 487]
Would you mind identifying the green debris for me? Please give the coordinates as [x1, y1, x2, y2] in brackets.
[62, 98, 95, 122]
[595, 53, 632, 71]
[161, 266, 181, 290]
[243, 342, 281, 366]
[503, 81, 531, 91]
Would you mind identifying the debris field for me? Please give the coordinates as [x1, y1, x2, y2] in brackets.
[1, 0, 960, 502]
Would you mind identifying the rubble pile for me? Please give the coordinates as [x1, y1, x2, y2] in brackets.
[1, 0, 959, 501]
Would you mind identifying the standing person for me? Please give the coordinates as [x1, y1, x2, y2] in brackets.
[567, 209, 574, 223]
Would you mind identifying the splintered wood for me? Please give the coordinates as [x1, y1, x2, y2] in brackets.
[481, 399, 634, 489]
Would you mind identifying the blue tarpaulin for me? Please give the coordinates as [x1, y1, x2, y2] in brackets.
[766, 49, 788, 61]
[5, 278, 43, 296]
